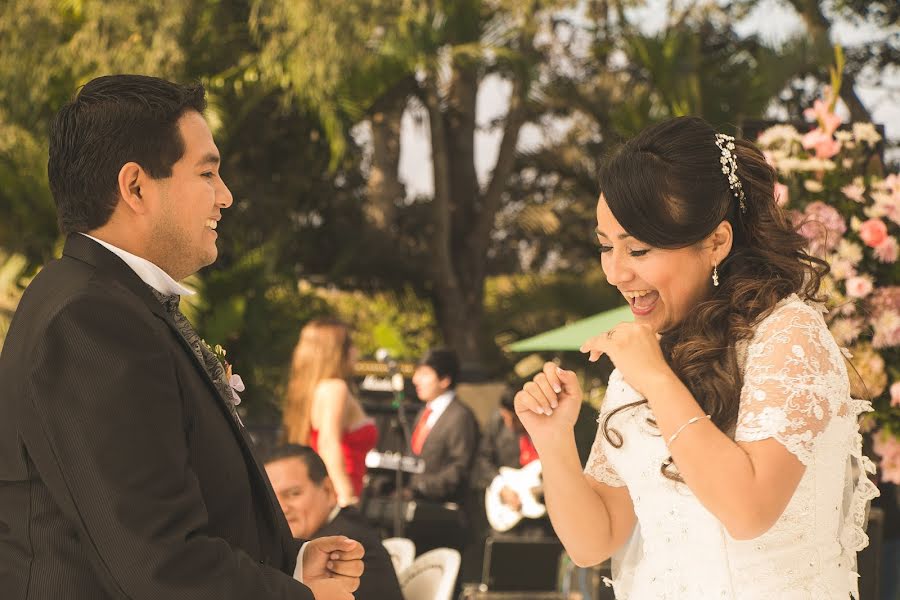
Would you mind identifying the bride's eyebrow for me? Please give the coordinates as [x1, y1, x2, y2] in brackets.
[596, 228, 633, 240]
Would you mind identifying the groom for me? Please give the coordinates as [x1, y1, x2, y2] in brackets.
[0, 75, 362, 599]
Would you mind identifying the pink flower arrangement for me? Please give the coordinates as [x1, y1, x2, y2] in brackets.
[804, 95, 842, 136]
[795, 201, 846, 255]
[801, 128, 841, 159]
[758, 84, 900, 485]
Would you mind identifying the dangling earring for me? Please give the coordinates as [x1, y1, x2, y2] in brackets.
[712, 264, 719, 287]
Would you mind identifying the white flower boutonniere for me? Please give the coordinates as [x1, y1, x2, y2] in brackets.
[204, 341, 245, 406]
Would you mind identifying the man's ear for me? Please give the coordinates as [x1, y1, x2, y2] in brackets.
[322, 477, 336, 498]
[116, 162, 149, 215]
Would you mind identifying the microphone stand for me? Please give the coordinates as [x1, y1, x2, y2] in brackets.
[390, 363, 413, 538]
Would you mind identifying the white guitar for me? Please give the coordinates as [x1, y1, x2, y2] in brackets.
[485, 460, 546, 532]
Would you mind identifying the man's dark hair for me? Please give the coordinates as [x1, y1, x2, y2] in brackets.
[419, 347, 460, 389]
[263, 444, 329, 486]
[499, 384, 520, 411]
[48, 74, 207, 234]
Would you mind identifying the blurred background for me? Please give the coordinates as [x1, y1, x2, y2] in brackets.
[1, 2, 898, 598]
[1, 0, 896, 419]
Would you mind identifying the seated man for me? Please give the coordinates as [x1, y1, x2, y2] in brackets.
[265, 445, 404, 600]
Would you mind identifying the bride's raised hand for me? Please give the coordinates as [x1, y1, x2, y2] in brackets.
[514, 362, 582, 443]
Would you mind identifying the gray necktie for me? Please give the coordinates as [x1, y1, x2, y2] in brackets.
[148, 287, 241, 424]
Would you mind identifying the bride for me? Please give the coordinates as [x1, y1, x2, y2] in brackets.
[516, 116, 878, 599]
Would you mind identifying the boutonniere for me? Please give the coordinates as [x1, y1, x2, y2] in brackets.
[204, 341, 245, 406]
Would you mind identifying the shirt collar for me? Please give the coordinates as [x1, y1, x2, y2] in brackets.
[79, 233, 195, 297]
[425, 390, 455, 416]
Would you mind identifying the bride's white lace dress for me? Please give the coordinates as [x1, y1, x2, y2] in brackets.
[585, 295, 879, 599]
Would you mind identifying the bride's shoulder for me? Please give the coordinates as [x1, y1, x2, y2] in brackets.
[751, 294, 827, 336]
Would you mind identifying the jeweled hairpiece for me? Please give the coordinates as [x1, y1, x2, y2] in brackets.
[714, 133, 746, 213]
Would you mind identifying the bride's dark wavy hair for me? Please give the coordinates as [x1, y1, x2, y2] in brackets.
[597, 116, 829, 480]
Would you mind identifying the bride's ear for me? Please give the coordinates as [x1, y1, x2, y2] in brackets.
[708, 221, 733, 264]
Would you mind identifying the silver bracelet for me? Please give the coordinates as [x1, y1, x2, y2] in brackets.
[667, 414, 711, 447]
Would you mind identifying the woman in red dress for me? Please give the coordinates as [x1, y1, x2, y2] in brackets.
[283, 318, 377, 506]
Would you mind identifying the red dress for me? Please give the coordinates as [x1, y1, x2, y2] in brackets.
[309, 419, 378, 497]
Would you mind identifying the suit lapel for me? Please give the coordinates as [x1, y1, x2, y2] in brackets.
[420, 400, 454, 455]
[63, 235, 290, 553]
[63, 235, 240, 428]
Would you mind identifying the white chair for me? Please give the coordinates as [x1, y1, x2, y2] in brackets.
[382, 537, 416, 576]
[398, 547, 461, 600]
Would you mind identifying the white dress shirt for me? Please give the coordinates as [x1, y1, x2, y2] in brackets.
[421, 390, 455, 427]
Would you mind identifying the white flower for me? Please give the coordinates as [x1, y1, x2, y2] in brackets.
[803, 179, 825, 193]
[841, 178, 866, 203]
[845, 275, 874, 299]
[828, 257, 857, 281]
[229, 373, 245, 405]
[830, 318, 863, 346]
[872, 310, 900, 349]
[834, 130, 853, 143]
[757, 125, 802, 147]
[852, 122, 882, 146]
[836, 239, 864, 265]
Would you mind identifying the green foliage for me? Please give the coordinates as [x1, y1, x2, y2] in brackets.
[0, 0, 190, 262]
[0, 251, 31, 348]
[316, 284, 439, 360]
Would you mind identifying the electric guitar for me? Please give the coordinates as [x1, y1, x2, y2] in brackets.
[485, 460, 546, 532]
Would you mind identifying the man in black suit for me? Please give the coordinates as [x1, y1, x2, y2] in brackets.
[0, 75, 362, 599]
[264, 445, 405, 600]
[402, 348, 480, 553]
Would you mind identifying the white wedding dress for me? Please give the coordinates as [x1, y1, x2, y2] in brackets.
[584, 295, 879, 599]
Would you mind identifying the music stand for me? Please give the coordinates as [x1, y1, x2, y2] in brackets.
[386, 362, 414, 538]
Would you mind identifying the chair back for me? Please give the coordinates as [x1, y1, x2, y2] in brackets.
[383, 537, 416, 577]
[399, 547, 461, 600]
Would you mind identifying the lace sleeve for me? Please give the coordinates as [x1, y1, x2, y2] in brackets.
[584, 417, 626, 487]
[735, 300, 849, 466]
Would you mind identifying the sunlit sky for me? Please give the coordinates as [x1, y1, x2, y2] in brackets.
[390, 0, 899, 198]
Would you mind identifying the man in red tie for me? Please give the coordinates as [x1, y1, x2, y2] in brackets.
[403, 349, 480, 553]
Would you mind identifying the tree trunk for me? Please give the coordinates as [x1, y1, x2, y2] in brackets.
[788, 0, 872, 122]
[366, 102, 406, 230]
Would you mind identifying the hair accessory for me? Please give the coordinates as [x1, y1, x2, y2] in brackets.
[667, 414, 711, 447]
[714, 133, 746, 213]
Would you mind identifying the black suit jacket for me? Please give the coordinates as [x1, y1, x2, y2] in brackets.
[409, 397, 480, 505]
[0, 234, 312, 599]
[315, 507, 403, 600]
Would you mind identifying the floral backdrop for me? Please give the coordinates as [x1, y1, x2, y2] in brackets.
[756, 80, 900, 486]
